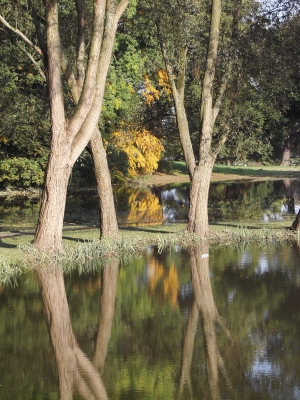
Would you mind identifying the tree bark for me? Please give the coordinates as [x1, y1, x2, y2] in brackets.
[34, 150, 72, 251]
[187, 161, 214, 236]
[89, 132, 119, 239]
[280, 139, 291, 167]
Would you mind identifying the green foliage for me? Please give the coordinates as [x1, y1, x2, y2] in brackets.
[0, 157, 45, 189]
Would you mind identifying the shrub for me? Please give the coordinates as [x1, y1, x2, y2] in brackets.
[0, 157, 45, 189]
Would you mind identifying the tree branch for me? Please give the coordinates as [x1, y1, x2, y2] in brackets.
[27, 0, 47, 61]
[212, 124, 230, 160]
[67, 0, 107, 138]
[16, 43, 46, 81]
[75, 0, 85, 88]
[177, 46, 188, 98]
[212, 59, 233, 124]
[113, 0, 130, 30]
[0, 14, 44, 58]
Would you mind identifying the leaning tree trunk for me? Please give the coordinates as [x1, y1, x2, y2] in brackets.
[34, 135, 73, 251]
[89, 131, 119, 239]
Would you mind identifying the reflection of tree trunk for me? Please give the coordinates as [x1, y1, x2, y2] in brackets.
[93, 257, 119, 372]
[35, 267, 108, 400]
[283, 179, 295, 213]
[190, 244, 220, 400]
[291, 209, 300, 230]
[188, 244, 233, 400]
[177, 301, 198, 399]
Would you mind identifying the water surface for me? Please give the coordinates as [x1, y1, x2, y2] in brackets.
[1, 179, 299, 231]
[1, 242, 300, 399]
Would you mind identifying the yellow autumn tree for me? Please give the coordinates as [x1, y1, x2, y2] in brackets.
[111, 126, 164, 177]
[141, 70, 172, 105]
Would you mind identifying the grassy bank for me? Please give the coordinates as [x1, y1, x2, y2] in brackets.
[1, 218, 299, 265]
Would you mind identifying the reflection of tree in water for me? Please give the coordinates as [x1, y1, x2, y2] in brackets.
[147, 257, 179, 308]
[178, 244, 235, 400]
[115, 187, 164, 225]
[209, 180, 287, 221]
[35, 257, 119, 399]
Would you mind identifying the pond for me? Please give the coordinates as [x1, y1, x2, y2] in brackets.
[1, 178, 300, 399]
[1, 178, 300, 231]
[1, 241, 300, 399]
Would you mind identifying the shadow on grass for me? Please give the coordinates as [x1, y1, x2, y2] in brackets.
[0, 239, 17, 249]
[120, 226, 174, 234]
[210, 221, 292, 231]
[62, 236, 94, 243]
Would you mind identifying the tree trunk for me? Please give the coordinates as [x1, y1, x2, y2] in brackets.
[34, 137, 72, 251]
[281, 138, 291, 166]
[89, 131, 119, 239]
[187, 161, 214, 236]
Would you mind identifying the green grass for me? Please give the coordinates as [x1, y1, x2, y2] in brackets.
[158, 160, 300, 180]
[213, 164, 300, 179]
[167, 161, 188, 175]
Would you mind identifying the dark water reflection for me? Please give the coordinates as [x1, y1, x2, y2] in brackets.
[1, 179, 300, 231]
[1, 242, 300, 399]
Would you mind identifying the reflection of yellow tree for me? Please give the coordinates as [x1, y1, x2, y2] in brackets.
[148, 259, 179, 308]
[125, 191, 164, 225]
[142, 70, 172, 105]
[164, 265, 179, 307]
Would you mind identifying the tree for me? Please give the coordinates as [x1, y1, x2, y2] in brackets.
[0, 0, 130, 251]
[243, 7, 300, 165]
[147, 0, 243, 236]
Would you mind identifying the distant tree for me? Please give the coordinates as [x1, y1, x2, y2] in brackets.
[145, 0, 245, 236]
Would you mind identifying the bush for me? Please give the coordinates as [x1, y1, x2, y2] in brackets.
[0, 157, 45, 189]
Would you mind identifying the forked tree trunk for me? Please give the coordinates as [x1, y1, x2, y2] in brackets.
[32, 0, 129, 252]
